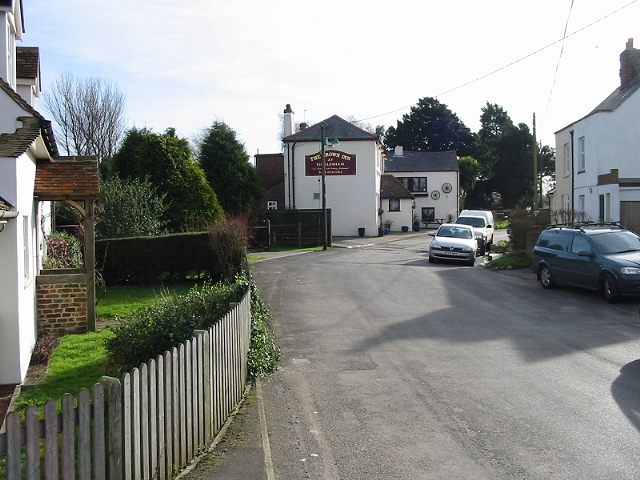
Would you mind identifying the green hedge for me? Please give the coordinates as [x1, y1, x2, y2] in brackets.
[96, 232, 217, 284]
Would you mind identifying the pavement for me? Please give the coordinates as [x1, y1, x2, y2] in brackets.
[178, 229, 509, 480]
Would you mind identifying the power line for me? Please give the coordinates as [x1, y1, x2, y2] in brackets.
[358, 0, 638, 124]
[543, 0, 575, 121]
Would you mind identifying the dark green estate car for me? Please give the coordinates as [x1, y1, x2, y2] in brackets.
[531, 223, 640, 303]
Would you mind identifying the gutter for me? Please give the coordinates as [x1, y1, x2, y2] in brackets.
[0, 211, 19, 219]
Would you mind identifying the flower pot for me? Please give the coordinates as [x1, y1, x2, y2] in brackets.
[401, 226, 409, 232]
[412, 224, 421, 232]
[358, 227, 365, 237]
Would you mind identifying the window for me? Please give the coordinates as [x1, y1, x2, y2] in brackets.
[570, 234, 591, 255]
[398, 177, 427, 193]
[578, 195, 585, 212]
[578, 136, 585, 172]
[564, 143, 570, 176]
[23, 216, 30, 283]
[421, 207, 435, 222]
[562, 194, 570, 211]
[267, 201, 278, 210]
[389, 198, 400, 212]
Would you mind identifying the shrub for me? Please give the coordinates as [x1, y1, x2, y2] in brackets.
[508, 209, 537, 251]
[105, 280, 245, 372]
[208, 216, 251, 283]
[236, 272, 281, 377]
[42, 231, 83, 269]
[104, 271, 280, 378]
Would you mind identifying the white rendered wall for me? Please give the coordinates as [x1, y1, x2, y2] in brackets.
[286, 140, 381, 237]
[0, 152, 38, 384]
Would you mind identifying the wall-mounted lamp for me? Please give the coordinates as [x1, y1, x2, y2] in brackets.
[323, 137, 340, 147]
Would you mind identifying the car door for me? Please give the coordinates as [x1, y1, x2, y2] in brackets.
[542, 230, 573, 284]
[566, 233, 601, 289]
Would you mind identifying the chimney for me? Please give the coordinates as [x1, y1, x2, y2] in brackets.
[394, 145, 404, 156]
[620, 38, 640, 90]
[283, 104, 295, 137]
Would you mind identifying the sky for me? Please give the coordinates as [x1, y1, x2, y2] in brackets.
[20, 0, 640, 158]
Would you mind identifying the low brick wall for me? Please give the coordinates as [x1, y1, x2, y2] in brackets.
[36, 282, 88, 333]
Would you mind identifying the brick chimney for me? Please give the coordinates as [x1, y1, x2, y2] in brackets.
[620, 38, 640, 90]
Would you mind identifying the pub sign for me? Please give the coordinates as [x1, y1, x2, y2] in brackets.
[305, 150, 356, 176]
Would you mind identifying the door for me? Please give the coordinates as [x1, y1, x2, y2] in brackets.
[567, 233, 600, 289]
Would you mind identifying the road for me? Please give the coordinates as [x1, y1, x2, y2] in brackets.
[249, 235, 640, 479]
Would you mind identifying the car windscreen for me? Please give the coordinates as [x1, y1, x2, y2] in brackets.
[456, 217, 485, 228]
[590, 231, 640, 254]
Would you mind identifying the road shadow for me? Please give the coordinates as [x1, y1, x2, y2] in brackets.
[611, 359, 640, 433]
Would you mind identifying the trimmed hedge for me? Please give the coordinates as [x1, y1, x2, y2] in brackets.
[96, 232, 217, 284]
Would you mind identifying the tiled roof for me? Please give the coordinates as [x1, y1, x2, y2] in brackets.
[35, 156, 100, 199]
[384, 150, 459, 172]
[0, 196, 12, 210]
[0, 115, 41, 157]
[380, 174, 415, 199]
[0, 76, 58, 156]
[16, 46, 39, 79]
[589, 74, 640, 114]
[283, 115, 378, 142]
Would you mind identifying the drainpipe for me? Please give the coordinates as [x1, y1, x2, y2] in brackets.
[570, 130, 575, 214]
[291, 140, 297, 209]
[286, 142, 292, 209]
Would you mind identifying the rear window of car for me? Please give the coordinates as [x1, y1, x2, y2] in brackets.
[537, 230, 572, 252]
[456, 216, 486, 228]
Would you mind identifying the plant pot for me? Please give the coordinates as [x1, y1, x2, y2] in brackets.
[401, 226, 409, 232]
[412, 224, 421, 232]
[358, 227, 365, 237]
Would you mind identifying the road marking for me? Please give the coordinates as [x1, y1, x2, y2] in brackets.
[257, 380, 276, 480]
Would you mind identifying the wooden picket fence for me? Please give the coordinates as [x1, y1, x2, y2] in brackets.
[0, 291, 251, 479]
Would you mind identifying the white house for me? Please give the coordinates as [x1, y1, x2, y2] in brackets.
[1, 0, 98, 386]
[552, 38, 640, 232]
[384, 147, 459, 226]
[282, 108, 385, 237]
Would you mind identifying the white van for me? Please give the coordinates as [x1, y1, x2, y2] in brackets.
[456, 210, 494, 255]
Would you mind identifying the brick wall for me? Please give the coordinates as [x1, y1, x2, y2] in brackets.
[37, 282, 88, 333]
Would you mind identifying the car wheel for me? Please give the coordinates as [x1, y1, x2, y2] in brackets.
[467, 258, 475, 267]
[477, 241, 486, 256]
[429, 255, 436, 263]
[539, 265, 555, 289]
[602, 273, 621, 304]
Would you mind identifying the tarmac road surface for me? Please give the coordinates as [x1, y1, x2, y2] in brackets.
[180, 232, 640, 479]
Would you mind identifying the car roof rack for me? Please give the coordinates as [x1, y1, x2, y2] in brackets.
[544, 221, 623, 232]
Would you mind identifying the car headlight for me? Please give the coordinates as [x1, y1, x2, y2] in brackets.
[621, 267, 640, 275]
[430, 240, 441, 249]
[462, 246, 473, 252]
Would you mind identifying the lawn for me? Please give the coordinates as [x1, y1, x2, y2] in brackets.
[16, 281, 202, 415]
[96, 281, 203, 319]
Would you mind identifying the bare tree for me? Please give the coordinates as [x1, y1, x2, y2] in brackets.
[42, 73, 127, 167]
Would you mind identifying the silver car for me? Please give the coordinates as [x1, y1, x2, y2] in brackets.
[428, 223, 477, 266]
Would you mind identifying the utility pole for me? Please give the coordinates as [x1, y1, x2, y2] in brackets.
[533, 113, 538, 210]
[321, 124, 327, 250]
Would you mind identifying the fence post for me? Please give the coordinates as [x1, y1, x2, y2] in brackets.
[100, 376, 123, 480]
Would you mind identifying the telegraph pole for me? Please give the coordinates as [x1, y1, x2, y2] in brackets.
[533, 113, 538, 209]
